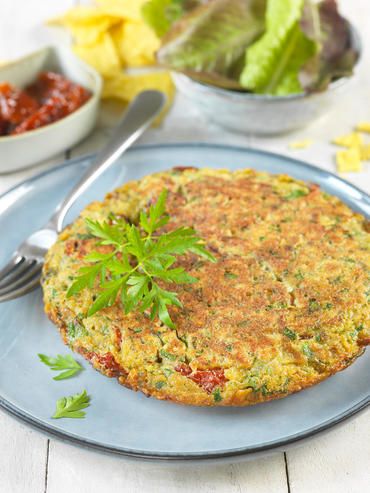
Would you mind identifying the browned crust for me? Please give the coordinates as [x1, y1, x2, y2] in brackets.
[45, 304, 366, 406]
[42, 168, 370, 406]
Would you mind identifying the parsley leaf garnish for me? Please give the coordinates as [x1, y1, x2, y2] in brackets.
[52, 390, 90, 419]
[285, 189, 308, 200]
[283, 328, 297, 341]
[67, 190, 216, 328]
[38, 353, 83, 380]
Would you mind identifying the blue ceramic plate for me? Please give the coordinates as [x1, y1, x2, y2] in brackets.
[0, 144, 369, 461]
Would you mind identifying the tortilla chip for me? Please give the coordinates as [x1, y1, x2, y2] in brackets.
[103, 71, 173, 101]
[70, 21, 118, 45]
[288, 139, 312, 150]
[356, 122, 370, 133]
[47, 1, 175, 124]
[336, 148, 362, 172]
[95, 0, 148, 21]
[332, 132, 363, 148]
[74, 32, 121, 76]
[359, 145, 370, 161]
[103, 71, 174, 124]
[49, 7, 121, 45]
[49, 6, 119, 26]
[111, 21, 159, 67]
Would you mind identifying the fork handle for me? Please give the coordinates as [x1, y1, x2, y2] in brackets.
[48, 90, 166, 232]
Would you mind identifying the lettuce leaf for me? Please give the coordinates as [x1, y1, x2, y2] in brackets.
[240, 0, 317, 95]
[299, 0, 359, 92]
[142, 0, 201, 37]
[157, 0, 266, 89]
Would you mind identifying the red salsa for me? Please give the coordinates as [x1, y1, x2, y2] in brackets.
[0, 72, 91, 136]
[175, 364, 227, 393]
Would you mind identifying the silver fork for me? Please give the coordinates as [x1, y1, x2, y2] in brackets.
[0, 90, 166, 302]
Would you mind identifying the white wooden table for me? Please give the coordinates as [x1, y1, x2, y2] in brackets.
[0, 1, 369, 492]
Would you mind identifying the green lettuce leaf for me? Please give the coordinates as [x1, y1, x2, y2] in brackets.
[240, 0, 317, 95]
[142, 0, 201, 37]
[299, 0, 359, 92]
[157, 0, 267, 89]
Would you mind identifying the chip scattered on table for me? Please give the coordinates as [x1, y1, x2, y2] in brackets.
[359, 144, 370, 161]
[332, 132, 363, 148]
[288, 139, 312, 150]
[356, 122, 370, 133]
[336, 147, 362, 173]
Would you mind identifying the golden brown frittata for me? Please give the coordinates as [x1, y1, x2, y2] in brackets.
[42, 168, 370, 406]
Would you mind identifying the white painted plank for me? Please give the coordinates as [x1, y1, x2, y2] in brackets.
[0, 409, 47, 493]
[0, 0, 75, 61]
[47, 440, 287, 493]
[287, 409, 370, 493]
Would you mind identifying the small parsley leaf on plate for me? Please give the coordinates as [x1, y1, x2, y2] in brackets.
[38, 353, 83, 380]
[52, 390, 90, 419]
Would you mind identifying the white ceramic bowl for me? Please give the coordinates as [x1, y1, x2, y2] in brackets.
[0, 46, 102, 172]
[173, 22, 361, 136]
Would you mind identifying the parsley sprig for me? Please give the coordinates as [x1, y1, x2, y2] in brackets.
[67, 190, 215, 327]
[52, 390, 90, 419]
[38, 353, 83, 380]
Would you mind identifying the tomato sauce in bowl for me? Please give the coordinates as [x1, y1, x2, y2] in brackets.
[0, 72, 91, 136]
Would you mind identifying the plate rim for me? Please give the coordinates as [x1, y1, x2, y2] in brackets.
[1, 143, 370, 213]
[0, 394, 368, 461]
[0, 142, 369, 460]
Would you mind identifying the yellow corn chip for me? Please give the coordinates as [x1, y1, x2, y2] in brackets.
[336, 148, 362, 173]
[288, 139, 312, 150]
[103, 71, 175, 124]
[49, 7, 121, 45]
[332, 132, 363, 148]
[73, 32, 121, 77]
[49, 6, 119, 26]
[47, 1, 175, 124]
[111, 21, 160, 67]
[356, 122, 370, 133]
[95, 0, 148, 21]
[102, 71, 174, 101]
[359, 145, 370, 161]
[69, 22, 116, 45]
